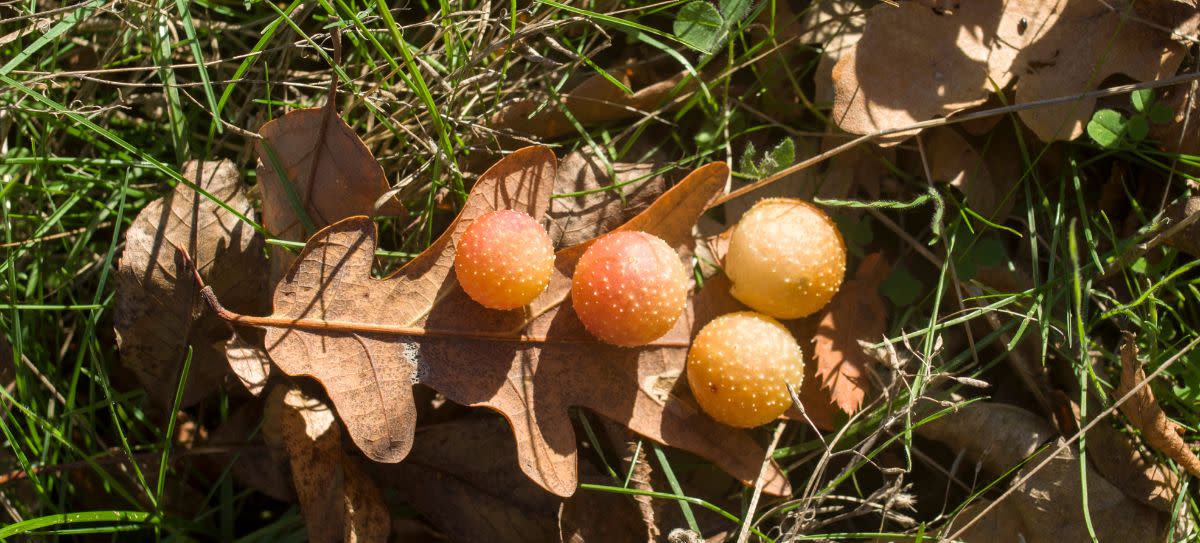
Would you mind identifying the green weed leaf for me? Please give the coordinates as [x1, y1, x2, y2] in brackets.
[674, 2, 725, 53]
[1149, 103, 1174, 124]
[881, 265, 922, 307]
[719, 0, 752, 26]
[1127, 115, 1149, 142]
[763, 138, 795, 175]
[1131, 89, 1154, 113]
[739, 141, 758, 174]
[1087, 109, 1126, 148]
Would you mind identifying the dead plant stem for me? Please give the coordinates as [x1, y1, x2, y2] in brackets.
[707, 71, 1200, 210]
[737, 420, 786, 543]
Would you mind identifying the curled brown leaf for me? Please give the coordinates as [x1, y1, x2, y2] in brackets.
[224, 331, 270, 396]
[1116, 333, 1200, 477]
[255, 102, 405, 283]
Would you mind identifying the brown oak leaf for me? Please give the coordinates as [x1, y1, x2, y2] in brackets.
[115, 159, 268, 406]
[1086, 414, 1182, 512]
[268, 385, 390, 543]
[254, 101, 405, 283]
[925, 128, 996, 217]
[922, 401, 1168, 542]
[795, 0, 867, 106]
[219, 146, 789, 497]
[1116, 333, 1200, 477]
[832, 0, 1192, 143]
[372, 416, 560, 543]
[812, 253, 890, 416]
[548, 148, 669, 248]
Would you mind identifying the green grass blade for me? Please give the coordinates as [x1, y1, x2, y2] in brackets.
[0, 511, 154, 538]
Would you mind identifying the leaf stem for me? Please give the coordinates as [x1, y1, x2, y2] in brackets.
[177, 247, 691, 347]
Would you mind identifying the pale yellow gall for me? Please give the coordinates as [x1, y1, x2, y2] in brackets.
[725, 198, 846, 319]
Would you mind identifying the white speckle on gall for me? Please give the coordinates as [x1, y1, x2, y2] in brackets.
[725, 198, 846, 319]
[571, 231, 688, 347]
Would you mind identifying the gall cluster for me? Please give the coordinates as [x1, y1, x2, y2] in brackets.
[453, 197, 846, 429]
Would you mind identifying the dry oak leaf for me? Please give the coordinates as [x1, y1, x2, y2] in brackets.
[372, 416, 560, 543]
[254, 101, 405, 284]
[268, 385, 390, 543]
[1116, 333, 1200, 477]
[921, 401, 1168, 542]
[115, 159, 268, 406]
[490, 66, 693, 140]
[247, 146, 788, 497]
[548, 148, 669, 248]
[812, 252, 890, 416]
[1085, 411, 1182, 512]
[917, 401, 1057, 474]
[832, 0, 1191, 143]
[795, 0, 867, 106]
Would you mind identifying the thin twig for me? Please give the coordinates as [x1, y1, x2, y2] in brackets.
[707, 71, 1200, 210]
[737, 421, 786, 543]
